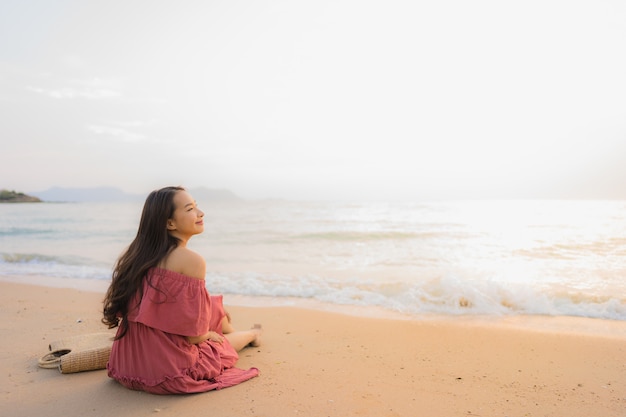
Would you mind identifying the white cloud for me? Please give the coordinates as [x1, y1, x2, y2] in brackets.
[25, 76, 123, 99]
[86, 124, 145, 142]
[26, 85, 120, 99]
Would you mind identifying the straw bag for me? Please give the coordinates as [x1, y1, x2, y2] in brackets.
[38, 332, 115, 374]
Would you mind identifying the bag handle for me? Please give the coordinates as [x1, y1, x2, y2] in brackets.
[38, 349, 71, 369]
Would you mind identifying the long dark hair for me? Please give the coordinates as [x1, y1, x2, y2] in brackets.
[102, 186, 184, 338]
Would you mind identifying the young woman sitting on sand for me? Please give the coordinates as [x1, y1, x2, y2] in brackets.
[102, 186, 261, 394]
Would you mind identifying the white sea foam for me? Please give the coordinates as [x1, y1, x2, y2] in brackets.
[204, 270, 626, 320]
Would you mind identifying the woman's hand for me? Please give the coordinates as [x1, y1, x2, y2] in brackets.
[186, 330, 224, 345]
[206, 331, 224, 344]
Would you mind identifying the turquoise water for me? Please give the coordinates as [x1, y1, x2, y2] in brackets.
[1, 199, 625, 320]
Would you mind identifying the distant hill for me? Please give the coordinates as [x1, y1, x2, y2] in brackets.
[31, 186, 141, 202]
[0, 189, 42, 203]
[30, 186, 242, 203]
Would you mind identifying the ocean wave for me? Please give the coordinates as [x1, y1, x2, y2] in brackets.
[294, 230, 463, 242]
[2, 253, 59, 263]
[204, 271, 626, 321]
[3, 254, 624, 320]
[0, 252, 111, 280]
[0, 227, 56, 236]
[514, 237, 626, 259]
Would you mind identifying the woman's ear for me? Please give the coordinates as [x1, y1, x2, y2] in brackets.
[166, 219, 176, 231]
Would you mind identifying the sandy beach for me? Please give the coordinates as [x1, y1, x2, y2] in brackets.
[1, 280, 625, 417]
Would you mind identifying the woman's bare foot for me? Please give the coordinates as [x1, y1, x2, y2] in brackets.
[249, 324, 263, 347]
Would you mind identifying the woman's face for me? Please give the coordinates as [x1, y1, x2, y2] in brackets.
[167, 190, 204, 239]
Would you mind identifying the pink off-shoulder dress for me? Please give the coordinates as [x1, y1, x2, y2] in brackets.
[106, 267, 259, 394]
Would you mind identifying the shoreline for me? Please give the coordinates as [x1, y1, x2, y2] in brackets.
[2, 273, 626, 339]
[1, 280, 625, 416]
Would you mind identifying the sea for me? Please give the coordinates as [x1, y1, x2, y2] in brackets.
[1, 199, 626, 324]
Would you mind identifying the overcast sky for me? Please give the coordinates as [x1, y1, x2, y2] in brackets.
[1, 1, 625, 201]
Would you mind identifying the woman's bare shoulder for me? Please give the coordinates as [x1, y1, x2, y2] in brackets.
[162, 247, 206, 280]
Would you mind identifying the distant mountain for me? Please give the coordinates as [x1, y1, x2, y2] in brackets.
[30, 186, 242, 203]
[31, 186, 141, 202]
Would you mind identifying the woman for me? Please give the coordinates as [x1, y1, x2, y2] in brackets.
[102, 186, 261, 394]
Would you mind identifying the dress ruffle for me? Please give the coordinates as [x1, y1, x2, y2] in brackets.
[128, 267, 212, 336]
